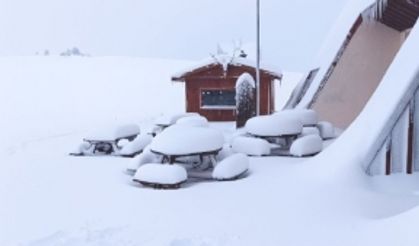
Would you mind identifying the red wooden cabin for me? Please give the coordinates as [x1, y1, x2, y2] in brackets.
[172, 56, 282, 121]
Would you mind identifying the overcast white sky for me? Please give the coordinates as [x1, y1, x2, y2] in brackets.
[0, 0, 350, 71]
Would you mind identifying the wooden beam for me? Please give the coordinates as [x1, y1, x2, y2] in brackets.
[407, 105, 414, 174]
[386, 141, 392, 176]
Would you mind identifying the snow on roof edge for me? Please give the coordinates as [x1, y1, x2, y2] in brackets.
[171, 54, 282, 81]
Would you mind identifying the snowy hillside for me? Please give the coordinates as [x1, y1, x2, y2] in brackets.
[1, 56, 419, 246]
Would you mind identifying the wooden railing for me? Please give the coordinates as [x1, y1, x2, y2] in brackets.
[367, 76, 419, 175]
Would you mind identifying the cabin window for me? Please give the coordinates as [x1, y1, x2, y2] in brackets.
[201, 89, 236, 109]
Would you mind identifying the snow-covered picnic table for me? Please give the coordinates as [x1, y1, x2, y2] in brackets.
[72, 124, 141, 156]
[245, 115, 303, 149]
[149, 125, 224, 165]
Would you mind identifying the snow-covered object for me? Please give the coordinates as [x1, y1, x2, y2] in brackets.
[117, 139, 130, 148]
[126, 147, 158, 174]
[85, 124, 140, 141]
[301, 127, 320, 137]
[289, 135, 323, 157]
[154, 113, 199, 126]
[72, 142, 92, 155]
[231, 136, 271, 156]
[133, 164, 187, 185]
[235, 72, 255, 89]
[150, 125, 224, 155]
[245, 115, 303, 137]
[119, 134, 153, 156]
[176, 115, 209, 128]
[317, 121, 336, 139]
[212, 153, 249, 180]
[276, 109, 318, 126]
[216, 145, 234, 162]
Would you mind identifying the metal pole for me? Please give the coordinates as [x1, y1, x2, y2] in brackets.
[256, 0, 261, 116]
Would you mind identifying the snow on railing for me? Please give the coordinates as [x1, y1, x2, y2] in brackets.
[366, 73, 419, 175]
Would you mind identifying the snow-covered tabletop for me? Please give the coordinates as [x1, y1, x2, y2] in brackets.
[245, 115, 303, 137]
[149, 125, 224, 158]
[84, 124, 140, 142]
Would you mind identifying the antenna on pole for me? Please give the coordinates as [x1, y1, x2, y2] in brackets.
[256, 0, 261, 116]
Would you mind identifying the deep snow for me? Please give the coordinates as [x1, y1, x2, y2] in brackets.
[1, 56, 419, 246]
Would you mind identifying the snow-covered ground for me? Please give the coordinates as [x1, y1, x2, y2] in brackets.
[1, 56, 419, 246]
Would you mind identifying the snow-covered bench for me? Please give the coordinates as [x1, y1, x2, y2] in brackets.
[289, 134, 323, 157]
[212, 153, 249, 180]
[133, 163, 188, 189]
[232, 136, 271, 156]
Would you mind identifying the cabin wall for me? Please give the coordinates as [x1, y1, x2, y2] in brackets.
[312, 20, 404, 129]
[184, 72, 273, 121]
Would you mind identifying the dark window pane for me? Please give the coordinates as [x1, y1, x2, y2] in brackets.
[201, 90, 236, 107]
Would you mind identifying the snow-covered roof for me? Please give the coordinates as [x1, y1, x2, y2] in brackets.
[172, 54, 282, 81]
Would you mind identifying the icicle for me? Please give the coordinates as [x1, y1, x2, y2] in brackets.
[361, 0, 389, 22]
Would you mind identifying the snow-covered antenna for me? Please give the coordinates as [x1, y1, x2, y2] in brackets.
[211, 44, 230, 76]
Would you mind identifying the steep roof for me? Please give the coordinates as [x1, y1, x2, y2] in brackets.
[171, 54, 282, 81]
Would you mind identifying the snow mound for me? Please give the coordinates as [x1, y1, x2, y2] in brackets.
[216, 145, 234, 162]
[301, 127, 321, 137]
[85, 124, 140, 141]
[176, 115, 209, 128]
[212, 153, 249, 180]
[126, 147, 158, 174]
[245, 115, 303, 136]
[317, 121, 336, 139]
[232, 136, 271, 156]
[290, 134, 323, 157]
[119, 134, 153, 156]
[277, 109, 318, 126]
[150, 125, 224, 155]
[133, 164, 187, 185]
[155, 113, 199, 126]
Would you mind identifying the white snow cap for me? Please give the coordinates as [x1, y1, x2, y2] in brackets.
[176, 115, 209, 128]
[154, 113, 199, 126]
[276, 109, 318, 126]
[301, 127, 321, 137]
[246, 115, 303, 137]
[150, 125, 224, 155]
[290, 134, 323, 157]
[232, 136, 271, 156]
[85, 124, 140, 141]
[119, 134, 153, 156]
[212, 153, 249, 180]
[133, 164, 187, 185]
[317, 121, 336, 139]
[235, 72, 255, 89]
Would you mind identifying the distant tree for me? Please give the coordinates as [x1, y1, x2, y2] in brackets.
[44, 50, 50, 56]
[71, 47, 81, 56]
[235, 73, 256, 128]
[59, 47, 87, 56]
